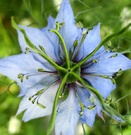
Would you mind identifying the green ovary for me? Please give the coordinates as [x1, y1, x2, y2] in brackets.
[58, 62, 81, 83]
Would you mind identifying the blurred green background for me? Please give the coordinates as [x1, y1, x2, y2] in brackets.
[0, 0, 131, 135]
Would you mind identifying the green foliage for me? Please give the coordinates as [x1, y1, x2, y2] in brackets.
[0, 0, 131, 135]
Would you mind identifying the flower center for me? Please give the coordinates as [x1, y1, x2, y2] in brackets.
[58, 62, 80, 83]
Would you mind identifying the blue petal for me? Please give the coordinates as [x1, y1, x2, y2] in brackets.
[80, 108, 96, 127]
[16, 83, 59, 121]
[85, 52, 131, 75]
[46, 16, 55, 28]
[75, 85, 91, 107]
[78, 23, 104, 60]
[17, 25, 58, 62]
[41, 16, 61, 62]
[83, 75, 116, 98]
[0, 53, 56, 96]
[55, 89, 79, 135]
[41, 16, 56, 42]
[55, 0, 79, 52]
[75, 85, 97, 127]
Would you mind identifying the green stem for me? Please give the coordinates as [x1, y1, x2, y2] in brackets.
[47, 73, 69, 135]
[72, 23, 131, 70]
[49, 29, 70, 69]
[11, 17, 67, 72]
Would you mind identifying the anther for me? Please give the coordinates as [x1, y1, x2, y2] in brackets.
[79, 111, 84, 117]
[25, 47, 31, 54]
[59, 92, 64, 98]
[110, 53, 118, 58]
[38, 68, 45, 72]
[39, 45, 46, 53]
[92, 59, 98, 63]
[73, 40, 79, 48]
[37, 100, 46, 108]
[18, 73, 24, 82]
[87, 105, 96, 110]
[112, 69, 123, 78]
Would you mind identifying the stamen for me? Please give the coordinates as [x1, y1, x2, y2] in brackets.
[87, 105, 96, 110]
[79, 111, 84, 117]
[75, 21, 83, 28]
[69, 39, 79, 59]
[75, 91, 85, 117]
[59, 85, 68, 99]
[18, 73, 24, 82]
[28, 88, 47, 108]
[28, 80, 58, 109]
[92, 59, 98, 63]
[111, 48, 118, 52]
[112, 69, 123, 78]
[32, 97, 37, 104]
[106, 41, 118, 52]
[58, 39, 65, 58]
[81, 30, 88, 43]
[38, 68, 45, 72]
[39, 45, 46, 53]
[83, 74, 116, 84]
[109, 53, 118, 58]
[18, 72, 40, 82]
[37, 100, 46, 108]
[73, 40, 79, 48]
[25, 47, 31, 54]
[105, 98, 113, 104]
[18, 69, 55, 83]
[59, 92, 64, 98]
[72, 27, 93, 60]
[81, 51, 104, 68]
[71, 33, 88, 60]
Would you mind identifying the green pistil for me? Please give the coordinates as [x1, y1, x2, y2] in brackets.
[58, 62, 80, 83]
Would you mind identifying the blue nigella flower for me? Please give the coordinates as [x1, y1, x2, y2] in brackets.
[0, 0, 131, 134]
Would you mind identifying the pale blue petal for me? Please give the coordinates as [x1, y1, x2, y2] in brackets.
[0, 53, 44, 80]
[17, 25, 58, 61]
[31, 53, 56, 71]
[55, 0, 79, 52]
[78, 23, 104, 60]
[75, 85, 91, 107]
[55, 89, 79, 135]
[83, 76, 116, 98]
[41, 16, 56, 41]
[85, 52, 131, 75]
[18, 73, 58, 97]
[72, 29, 84, 61]
[80, 108, 96, 127]
[75, 85, 97, 127]
[46, 16, 55, 28]
[16, 83, 59, 122]
[41, 16, 61, 62]
[0, 53, 56, 96]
